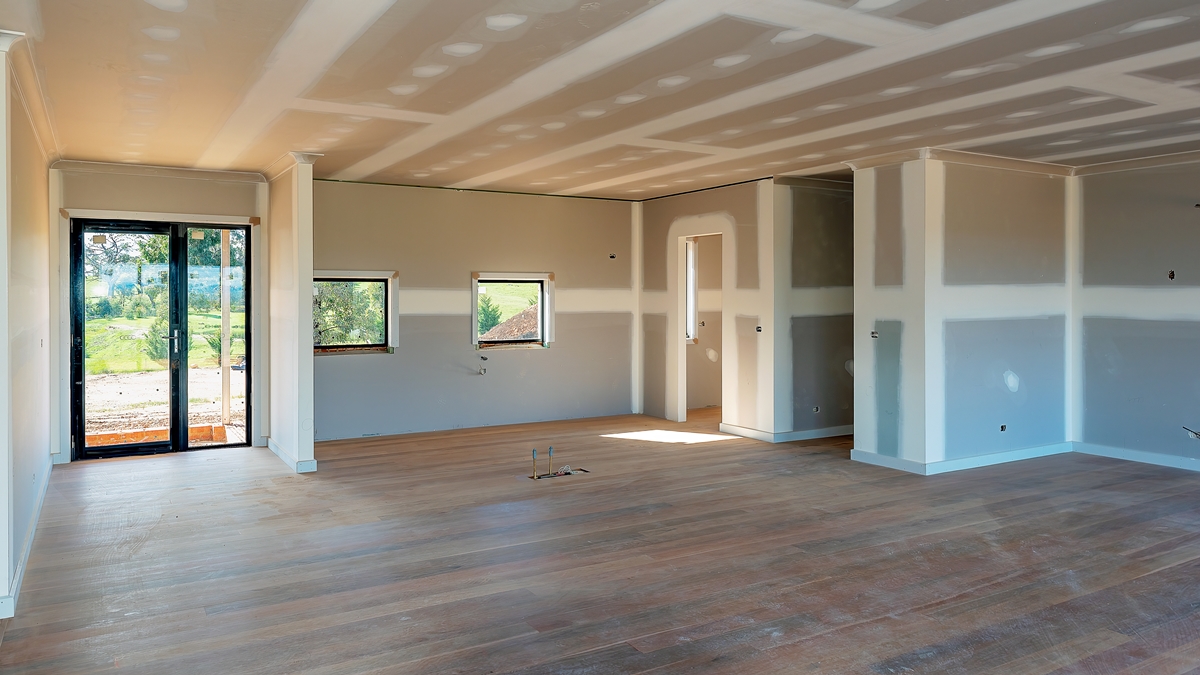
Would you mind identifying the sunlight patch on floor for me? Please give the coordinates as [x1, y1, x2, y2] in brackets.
[601, 430, 738, 444]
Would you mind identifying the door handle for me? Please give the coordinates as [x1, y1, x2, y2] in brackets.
[161, 329, 180, 354]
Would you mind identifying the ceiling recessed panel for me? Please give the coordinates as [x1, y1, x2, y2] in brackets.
[230, 110, 425, 176]
[582, 89, 1143, 194]
[488, 145, 710, 193]
[711, 88, 1147, 154]
[965, 108, 1200, 163]
[1061, 141, 1200, 167]
[896, 0, 1021, 26]
[367, 20, 860, 187]
[805, 0, 1016, 26]
[38, 0, 309, 167]
[304, 0, 657, 115]
[1131, 56, 1200, 90]
[653, 1, 1200, 147]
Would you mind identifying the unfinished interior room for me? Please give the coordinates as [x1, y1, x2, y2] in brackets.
[2, 0, 1200, 672]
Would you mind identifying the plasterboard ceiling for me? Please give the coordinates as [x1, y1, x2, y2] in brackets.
[17, 0, 1200, 199]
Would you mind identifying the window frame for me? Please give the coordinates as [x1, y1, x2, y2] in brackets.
[312, 270, 398, 354]
[471, 272, 555, 349]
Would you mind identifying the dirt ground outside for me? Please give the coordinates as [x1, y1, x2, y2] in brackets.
[85, 368, 247, 444]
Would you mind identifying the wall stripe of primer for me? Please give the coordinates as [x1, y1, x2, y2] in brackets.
[394, 289, 636, 315]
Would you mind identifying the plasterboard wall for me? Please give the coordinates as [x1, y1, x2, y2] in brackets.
[310, 180, 634, 440]
[787, 182, 854, 437]
[642, 182, 757, 292]
[1079, 162, 1200, 468]
[640, 181, 768, 432]
[853, 157, 1070, 472]
[2, 46, 52, 618]
[60, 168, 259, 216]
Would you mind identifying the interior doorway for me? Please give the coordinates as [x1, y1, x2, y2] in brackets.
[70, 219, 251, 460]
[685, 234, 722, 413]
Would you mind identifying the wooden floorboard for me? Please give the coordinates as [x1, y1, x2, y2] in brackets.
[4, 408, 1200, 673]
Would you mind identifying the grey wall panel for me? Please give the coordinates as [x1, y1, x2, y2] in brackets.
[642, 182, 757, 291]
[792, 315, 854, 432]
[313, 180, 631, 289]
[736, 316, 759, 428]
[1083, 164, 1200, 287]
[1084, 318, 1200, 456]
[697, 234, 722, 290]
[943, 163, 1066, 285]
[687, 312, 722, 409]
[874, 320, 902, 457]
[874, 165, 904, 287]
[792, 186, 853, 288]
[642, 313, 667, 420]
[944, 316, 1066, 460]
[313, 313, 632, 440]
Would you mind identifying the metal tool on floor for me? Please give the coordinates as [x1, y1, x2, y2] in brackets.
[529, 446, 589, 479]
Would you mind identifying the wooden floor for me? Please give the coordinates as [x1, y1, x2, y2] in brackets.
[5, 408, 1200, 673]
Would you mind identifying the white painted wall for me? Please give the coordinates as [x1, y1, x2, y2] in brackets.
[0, 33, 53, 619]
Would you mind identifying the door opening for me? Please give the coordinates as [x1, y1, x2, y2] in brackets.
[70, 219, 251, 460]
[685, 234, 722, 416]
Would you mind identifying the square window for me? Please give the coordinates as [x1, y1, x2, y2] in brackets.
[472, 273, 554, 348]
[313, 278, 388, 350]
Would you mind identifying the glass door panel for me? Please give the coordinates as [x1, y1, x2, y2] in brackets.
[72, 220, 252, 459]
[80, 230, 174, 449]
[186, 228, 249, 447]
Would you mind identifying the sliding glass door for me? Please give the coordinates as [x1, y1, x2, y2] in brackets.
[70, 220, 251, 460]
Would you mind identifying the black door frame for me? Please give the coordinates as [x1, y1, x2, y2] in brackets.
[70, 218, 252, 460]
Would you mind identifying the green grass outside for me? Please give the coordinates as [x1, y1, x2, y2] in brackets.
[478, 282, 539, 323]
[85, 313, 246, 374]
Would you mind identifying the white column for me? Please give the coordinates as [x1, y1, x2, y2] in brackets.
[1065, 175, 1083, 443]
[0, 29, 22, 617]
[265, 151, 317, 473]
[295, 155, 315, 470]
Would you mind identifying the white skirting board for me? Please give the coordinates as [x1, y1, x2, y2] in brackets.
[2, 459, 53, 618]
[720, 423, 853, 443]
[1074, 442, 1200, 472]
[267, 438, 317, 473]
[853, 441, 1200, 476]
[851, 443, 1074, 476]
